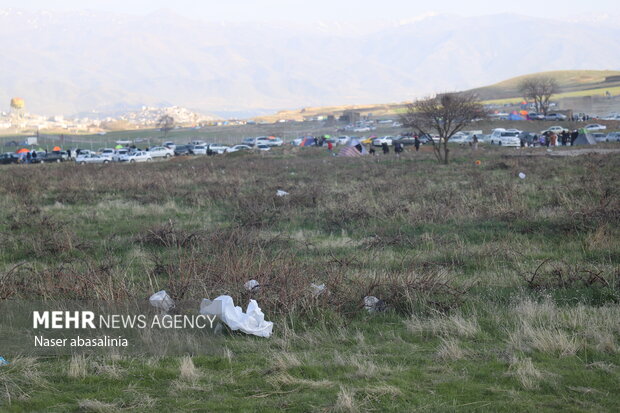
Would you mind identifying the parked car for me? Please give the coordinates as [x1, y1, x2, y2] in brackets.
[528, 113, 545, 120]
[0, 153, 19, 164]
[163, 141, 176, 150]
[207, 144, 229, 154]
[174, 145, 194, 156]
[336, 136, 350, 145]
[119, 151, 152, 163]
[545, 113, 567, 121]
[147, 146, 174, 158]
[112, 148, 129, 162]
[256, 144, 271, 151]
[99, 148, 116, 161]
[489, 129, 521, 146]
[226, 145, 253, 153]
[541, 126, 566, 135]
[192, 145, 208, 155]
[372, 136, 394, 146]
[242, 137, 256, 147]
[262, 137, 284, 147]
[604, 132, 620, 142]
[39, 151, 67, 163]
[584, 124, 607, 131]
[449, 132, 469, 144]
[75, 154, 110, 164]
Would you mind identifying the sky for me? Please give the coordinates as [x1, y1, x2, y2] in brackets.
[2, 0, 618, 22]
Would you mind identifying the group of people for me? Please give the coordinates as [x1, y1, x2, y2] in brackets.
[527, 130, 579, 147]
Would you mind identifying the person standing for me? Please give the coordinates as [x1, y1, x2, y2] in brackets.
[327, 141, 333, 153]
[381, 142, 389, 154]
[414, 136, 420, 152]
[472, 135, 478, 151]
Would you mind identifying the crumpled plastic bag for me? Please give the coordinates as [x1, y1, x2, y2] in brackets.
[364, 296, 387, 313]
[276, 189, 289, 197]
[244, 279, 260, 291]
[200, 295, 273, 338]
[149, 290, 175, 313]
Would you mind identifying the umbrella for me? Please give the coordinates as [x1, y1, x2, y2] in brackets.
[53, 146, 61, 151]
[115, 145, 123, 149]
[16, 148, 29, 154]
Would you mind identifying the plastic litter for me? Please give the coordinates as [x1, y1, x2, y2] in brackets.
[310, 283, 326, 297]
[363, 296, 387, 313]
[0, 357, 9, 366]
[276, 189, 289, 197]
[244, 280, 260, 291]
[518, 172, 526, 179]
[200, 295, 273, 338]
[149, 290, 175, 313]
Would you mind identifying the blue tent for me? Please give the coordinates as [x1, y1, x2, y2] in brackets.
[508, 113, 525, 121]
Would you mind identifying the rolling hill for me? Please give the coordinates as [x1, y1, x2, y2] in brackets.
[1, 9, 620, 117]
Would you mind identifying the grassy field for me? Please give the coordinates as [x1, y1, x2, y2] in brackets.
[0, 144, 619, 412]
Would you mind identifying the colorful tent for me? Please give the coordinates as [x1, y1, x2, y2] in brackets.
[52, 146, 61, 151]
[572, 129, 597, 145]
[16, 148, 29, 154]
[338, 139, 368, 157]
[299, 137, 316, 147]
[115, 144, 124, 149]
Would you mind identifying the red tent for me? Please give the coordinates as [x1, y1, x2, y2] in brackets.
[16, 148, 29, 154]
[53, 146, 61, 151]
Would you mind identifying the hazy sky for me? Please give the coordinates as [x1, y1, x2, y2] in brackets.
[3, 0, 617, 21]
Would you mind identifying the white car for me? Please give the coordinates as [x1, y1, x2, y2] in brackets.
[603, 132, 620, 142]
[450, 132, 469, 144]
[119, 151, 152, 163]
[262, 137, 284, 147]
[541, 126, 566, 135]
[193, 145, 208, 155]
[336, 136, 351, 145]
[147, 146, 174, 158]
[163, 141, 176, 150]
[585, 124, 607, 131]
[256, 144, 271, 151]
[592, 133, 607, 143]
[75, 154, 110, 164]
[226, 145, 253, 153]
[99, 148, 115, 160]
[207, 144, 229, 154]
[489, 129, 521, 146]
[112, 148, 129, 162]
[372, 136, 394, 146]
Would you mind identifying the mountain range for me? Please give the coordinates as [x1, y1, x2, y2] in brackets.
[2, 9, 620, 118]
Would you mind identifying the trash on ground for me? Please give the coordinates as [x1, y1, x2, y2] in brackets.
[364, 296, 387, 313]
[276, 189, 289, 197]
[149, 290, 175, 313]
[244, 280, 260, 291]
[0, 356, 9, 366]
[310, 283, 326, 297]
[200, 295, 273, 338]
[518, 172, 526, 179]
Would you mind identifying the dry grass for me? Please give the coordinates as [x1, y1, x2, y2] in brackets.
[77, 399, 119, 413]
[179, 356, 201, 382]
[436, 337, 467, 361]
[405, 313, 480, 338]
[508, 357, 546, 390]
[68, 355, 89, 379]
[332, 386, 359, 413]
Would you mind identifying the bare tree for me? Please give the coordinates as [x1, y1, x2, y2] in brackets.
[518, 77, 559, 116]
[400, 92, 487, 164]
[158, 115, 175, 138]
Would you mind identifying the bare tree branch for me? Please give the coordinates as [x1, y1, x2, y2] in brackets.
[518, 77, 559, 116]
[399, 92, 487, 164]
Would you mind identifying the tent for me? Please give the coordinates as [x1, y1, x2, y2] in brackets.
[52, 146, 61, 152]
[115, 144, 124, 149]
[338, 139, 368, 157]
[572, 128, 597, 146]
[299, 137, 316, 147]
[16, 148, 29, 154]
[508, 112, 525, 121]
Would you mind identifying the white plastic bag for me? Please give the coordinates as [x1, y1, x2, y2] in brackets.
[200, 295, 273, 338]
[149, 290, 175, 313]
[310, 283, 326, 297]
[276, 190, 289, 197]
[518, 172, 526, 179]
[244, 280, 260, 291]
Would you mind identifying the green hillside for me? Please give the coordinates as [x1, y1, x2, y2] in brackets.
[469, 70, 620, 101]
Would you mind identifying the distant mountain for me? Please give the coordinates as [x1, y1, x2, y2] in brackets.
[1, 9, 619, 117]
